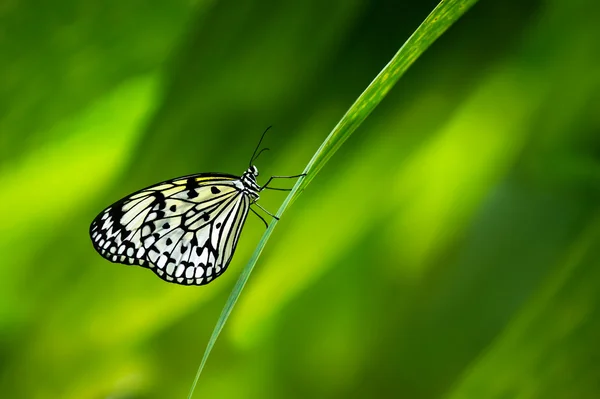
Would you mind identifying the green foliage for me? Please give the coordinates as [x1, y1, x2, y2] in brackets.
[1, 0, 599, 398]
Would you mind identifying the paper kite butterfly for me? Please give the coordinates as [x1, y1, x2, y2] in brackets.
[89, 128, 304, 286]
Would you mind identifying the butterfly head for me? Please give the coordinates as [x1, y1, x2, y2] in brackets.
[241, 165, 260, 201]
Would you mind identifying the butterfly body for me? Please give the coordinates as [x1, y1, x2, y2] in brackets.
[90, 166, 263, 286]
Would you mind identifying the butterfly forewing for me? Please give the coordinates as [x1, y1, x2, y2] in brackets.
[90, 173, 251, 285]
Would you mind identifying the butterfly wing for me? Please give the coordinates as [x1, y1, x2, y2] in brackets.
[90, 173, 251, 285]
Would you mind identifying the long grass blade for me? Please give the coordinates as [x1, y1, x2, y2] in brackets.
[187, 0, 479, 396]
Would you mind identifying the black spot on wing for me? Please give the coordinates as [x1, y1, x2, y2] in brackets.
[152, 191, 167, 210]
[183, 177, 202, 199]
[186, 177, 200, 189]
[107, 204, 128, 238]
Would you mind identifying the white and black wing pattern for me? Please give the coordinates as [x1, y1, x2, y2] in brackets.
[89, 173, 251, 285]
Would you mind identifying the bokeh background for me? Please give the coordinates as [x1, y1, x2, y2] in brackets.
[1, 0, 599, 398]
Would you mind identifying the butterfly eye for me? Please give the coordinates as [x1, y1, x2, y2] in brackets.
[252, 165, 259, 176]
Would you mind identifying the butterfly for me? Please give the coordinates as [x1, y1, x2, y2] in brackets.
[89, 128, 304, 286]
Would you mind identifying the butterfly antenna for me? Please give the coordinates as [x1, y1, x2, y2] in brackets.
[252, 147, 270, 164]
[249, 125, 272, 167]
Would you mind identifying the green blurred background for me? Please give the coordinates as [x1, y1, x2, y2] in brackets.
[1, 0, 599, 398]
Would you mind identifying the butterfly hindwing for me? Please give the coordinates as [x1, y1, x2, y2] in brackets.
[90, 173, 251, 285]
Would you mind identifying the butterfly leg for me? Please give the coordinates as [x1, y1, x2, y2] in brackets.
[253, 202, 279, 220]
[260, 174, 306, 191]
[250, 207, 270, 228]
